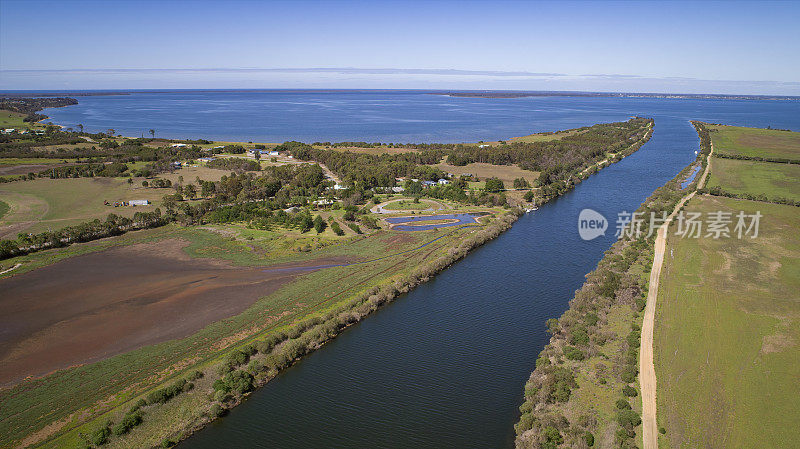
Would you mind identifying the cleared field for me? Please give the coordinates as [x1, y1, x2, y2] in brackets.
[0, 238, 349, 385]
[0, 110, 36, 129]
[435, 161, 539, 185]
[706, 124, 800, 160]
[0, 178, 171, 237]
[654, 195, 800, 449]
[479, 128, 586, 145]
[328, 145, 418, 155]
[706, 157, 800, 201]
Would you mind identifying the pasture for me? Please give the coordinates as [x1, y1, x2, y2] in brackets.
[706, 124, 800, 160]
[706, 157, 800, 201]
[654, 195, 799, 449]
[0, 177, 171, 237]
[435, 161, 539, 185]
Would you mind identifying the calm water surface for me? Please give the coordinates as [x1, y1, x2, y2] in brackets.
[45, 92, 800, 448]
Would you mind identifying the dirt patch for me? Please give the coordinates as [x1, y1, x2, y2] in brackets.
[0, 163, 77, 176]
[0, 239, 350, 386]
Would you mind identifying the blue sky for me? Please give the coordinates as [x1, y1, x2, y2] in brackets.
[1, 0, 798, 94]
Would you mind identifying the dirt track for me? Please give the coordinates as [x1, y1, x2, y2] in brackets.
[0, 239, 348, 386]
[640, 143, 712, 449]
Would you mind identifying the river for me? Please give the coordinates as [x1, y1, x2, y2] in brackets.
[45, 92, 800, 448]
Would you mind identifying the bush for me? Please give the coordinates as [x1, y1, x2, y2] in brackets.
[584, 431, 595, 447]
[620, 365, 638, 383]
[210, 403, 226, 417]
[563, 345, 584, 360]
[146, 379, 188, 404]
[112, 410, 143, 436]
[616, 399, 631, 410]
[541, 426, 563, 448]
[622, 385, 638, 397]
[569, 326, 590, 346]
[617, 409, 642, 428]
[331, 221, 344, 236]
[659, 426, 667, 434]
[90, 425, 111, 446]
[160, 438, 176, 448]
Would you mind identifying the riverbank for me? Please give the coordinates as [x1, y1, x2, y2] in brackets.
[514, 120, 709, 449]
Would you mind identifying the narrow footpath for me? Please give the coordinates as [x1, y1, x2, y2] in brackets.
[640, 142, 712, 449]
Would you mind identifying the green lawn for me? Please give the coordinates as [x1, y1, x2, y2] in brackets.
[707, 124, 800, 160]
[0, 200, 9, 221]
[706, 157, 800, 202]
[382, 199, 435, 210]
[654, 195, 800, 449]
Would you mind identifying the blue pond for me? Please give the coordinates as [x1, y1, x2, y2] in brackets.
[681, 165, 702, 189]
[385, 213, 479, 231]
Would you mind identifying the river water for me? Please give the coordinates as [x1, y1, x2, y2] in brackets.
[45, 92, 800, 448]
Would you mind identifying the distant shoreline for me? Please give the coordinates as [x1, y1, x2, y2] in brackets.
[1, 89, 798, 101]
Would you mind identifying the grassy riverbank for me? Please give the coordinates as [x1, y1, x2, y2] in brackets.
[514, 121, 708, 449]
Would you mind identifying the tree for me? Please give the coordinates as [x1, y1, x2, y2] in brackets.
[149, 129, 155, 138]
[184, 184, 197, 200]
[107, 128, 115, 137]
[77, 123, 84, 133]
[313, 215, 327, 234]
[254, 151, 261, 161]
[142, 180, 149, 187]
[513, 177, 530, 188]
[484, 177, 505, 193]
[127, 177, 133, 186]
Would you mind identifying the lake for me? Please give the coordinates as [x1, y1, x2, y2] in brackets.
[44, 91, 800, 448]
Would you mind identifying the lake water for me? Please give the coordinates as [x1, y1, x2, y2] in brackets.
[43, 91, 800, 448]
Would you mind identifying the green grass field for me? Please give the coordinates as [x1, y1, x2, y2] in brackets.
[382, 199, 436, 210]
[706, 157, 800, 202]
[0, 110, 36, 129]
[706, 124, 800, 160]
[654, 196, 800, 449]
[0, 178, 171, 237]
[0, 200, 9, 221]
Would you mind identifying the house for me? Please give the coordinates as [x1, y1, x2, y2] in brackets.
[213, 145, 224, 149]
[312, 199, 334, 206]
[129, 200, 150, 206]
[479, 144, 490, 148]
[171, 161, 182, 169]
[391, 186, 405, 193]
[437, 179, 450, 185]
[268, 150, 279, 156]
[3, 129, 15, 134]
[198, 157, 215, 163]
[170, 143, 187, 148]
[422, 180, 436, 187]
[333, 184, 347, 190]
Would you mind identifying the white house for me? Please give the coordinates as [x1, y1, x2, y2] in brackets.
[437, 179, 450, 185]
[3, 128, 15, 134]
[479, 144, 490, 148]
[129, 200, 150, 206]
[268, 150, 280, 156]
[198, 157, 215, 163]
[170, 143, 187, 148]
[333, 184, 347, 190]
